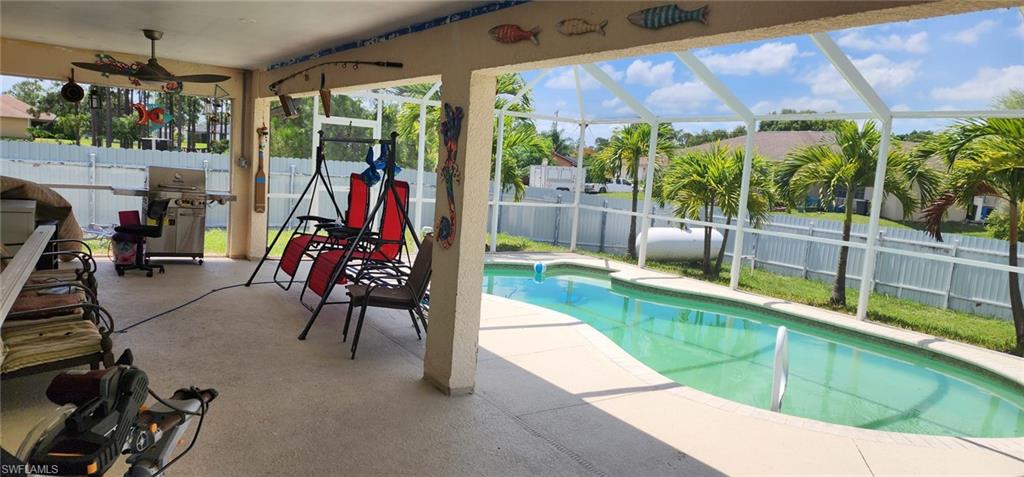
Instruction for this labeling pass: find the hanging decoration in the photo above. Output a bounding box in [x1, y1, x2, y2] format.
[436, 103, 464, 249]
[359, 142, 399, 187]
[319, 72, 332, 118]
[557, 18, 607, 36]
[60, 69, 85, 103]
[133, 103, 168, 128]
[88, 87, 102, 110]
[627, 4, 708, 30]
[488, 24, 540, 45]
[266, 59, 402, 95]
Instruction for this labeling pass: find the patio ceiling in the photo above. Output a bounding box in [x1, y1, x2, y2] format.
[0, 1, 484, 69]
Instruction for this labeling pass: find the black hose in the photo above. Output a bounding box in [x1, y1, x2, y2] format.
[117, 281, 275, 333]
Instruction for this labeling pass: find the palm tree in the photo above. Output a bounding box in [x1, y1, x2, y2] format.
[592, 123, 677, 257]
[777, 121, 939, 308]
[662, 143, 774, 276]
[493, 120, 550, 201]
[918, 116, 1024, 355]
[544, 121, 576, 157]
[393, 73, 534, 172]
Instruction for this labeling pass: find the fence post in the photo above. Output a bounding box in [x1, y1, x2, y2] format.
[553, 195, 562, 246]
[943, 238, 960, 309]
[289, 164, 297, 223]
[88, 152, 96, 226]
[873, 230, 884, 293]
[599, 199, 608, 253]
[802, 221, 815, 279]
[750, 231, 759, 271]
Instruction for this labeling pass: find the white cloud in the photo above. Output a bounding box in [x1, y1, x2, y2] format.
[947, 19, 997, 45]
[931, 65, 1024, 102]
[750, 96, 842, 115]
[1015, 21, 1024, 39]
[544, 64, 623, 90]
[697, 42, 800, 76]
[600, 97, 633, 115]
[643, 81, 715, 114]
[836, 30, 929, 54]
[802, 54, 919, 97]
[625, 60, 675, 87]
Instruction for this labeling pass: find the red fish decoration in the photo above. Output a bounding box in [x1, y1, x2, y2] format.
[133, 103, 166, 126]
[489, 24, 540, 45]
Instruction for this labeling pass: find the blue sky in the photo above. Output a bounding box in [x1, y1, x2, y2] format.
[3, 7, 1021, 145]
[523, 6, 1024, 144]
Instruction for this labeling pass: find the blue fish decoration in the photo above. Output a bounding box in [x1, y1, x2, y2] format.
[628, 4, 708, 30]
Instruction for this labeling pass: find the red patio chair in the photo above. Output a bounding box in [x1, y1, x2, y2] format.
[273, 173, 370, 290]
[296, 179, 411, 340]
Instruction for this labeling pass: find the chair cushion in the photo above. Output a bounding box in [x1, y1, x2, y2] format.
[280, 234, 333, 277]
[11, 293, 85, 318]
[1, 320, 102, 373]
[346, 284, 415, 308]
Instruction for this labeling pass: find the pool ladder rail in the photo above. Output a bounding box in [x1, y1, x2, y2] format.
[770, 326, 789, 412]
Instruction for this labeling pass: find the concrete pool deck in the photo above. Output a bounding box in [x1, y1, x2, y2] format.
[1, 256, 1022, 475]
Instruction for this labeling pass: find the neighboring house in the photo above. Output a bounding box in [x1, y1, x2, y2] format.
[0, 95, 54, 139]
[546, 150, 578, 167]
[674, 131, 976, 223]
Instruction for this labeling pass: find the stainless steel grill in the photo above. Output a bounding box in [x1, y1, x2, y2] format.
[141, 166, 232, 262]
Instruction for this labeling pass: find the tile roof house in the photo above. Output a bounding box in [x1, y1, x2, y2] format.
[0, 95, 55, 139]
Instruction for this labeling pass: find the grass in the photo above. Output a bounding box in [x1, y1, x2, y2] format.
[489, 234, 1018, 354]
[33, 138, 212, 150]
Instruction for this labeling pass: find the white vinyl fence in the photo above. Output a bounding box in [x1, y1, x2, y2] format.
[1, 140, 1018, 321]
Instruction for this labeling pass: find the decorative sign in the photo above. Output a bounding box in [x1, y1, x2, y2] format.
[488, 24, 540, 45]
[557, 18, 607, 36]
[436, 103, 464, 249]
[627, 4, 708, 30]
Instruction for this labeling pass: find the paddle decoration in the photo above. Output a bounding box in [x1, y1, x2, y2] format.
[436, 103, 464, 249]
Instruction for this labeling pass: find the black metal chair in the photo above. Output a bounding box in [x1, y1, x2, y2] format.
[113, 198, 170, 277]
[343, 235, 433, 359]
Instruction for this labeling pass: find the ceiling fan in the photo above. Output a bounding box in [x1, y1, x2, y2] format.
[72, 29, 230, 88]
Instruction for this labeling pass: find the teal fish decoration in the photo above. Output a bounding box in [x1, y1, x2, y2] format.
[628, 4, 708, 30]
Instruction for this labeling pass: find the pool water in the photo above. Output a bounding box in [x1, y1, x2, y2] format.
[483, 267, 1024, 437]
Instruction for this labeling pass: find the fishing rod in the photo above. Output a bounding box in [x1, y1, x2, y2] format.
[268, 59, 403, 94]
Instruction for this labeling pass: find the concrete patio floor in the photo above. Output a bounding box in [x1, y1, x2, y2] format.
[2, 255, 1023, 476]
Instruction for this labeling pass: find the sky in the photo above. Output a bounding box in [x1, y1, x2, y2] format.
[3, 7, 1022, 146]
[521, 6, 1024, 144]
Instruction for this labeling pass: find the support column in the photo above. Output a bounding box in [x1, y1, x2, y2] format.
[414, 100, 427, 231]
[245, 97, 272, 259]
[569, 121, 585, 251]
[636, 123, 659, 267]
[729, 120, 756, 289]
[856, 116, 892, 320]
[490, 112, 505, 253]
[423, 70, 497, 395]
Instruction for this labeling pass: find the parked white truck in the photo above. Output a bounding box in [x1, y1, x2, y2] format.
[584, 178, 633, 194]
[529, 165, 582, 191]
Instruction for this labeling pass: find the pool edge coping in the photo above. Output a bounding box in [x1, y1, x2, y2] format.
[484, 253, 1024, 453]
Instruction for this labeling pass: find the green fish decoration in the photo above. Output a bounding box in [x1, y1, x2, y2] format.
[628, 4, 708, 30]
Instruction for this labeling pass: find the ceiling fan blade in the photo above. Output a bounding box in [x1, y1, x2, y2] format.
[172, 74, 232, 83]
[72, 62, 134, 76]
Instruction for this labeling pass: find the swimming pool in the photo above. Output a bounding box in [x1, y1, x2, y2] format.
[482, 265, 1024, 438]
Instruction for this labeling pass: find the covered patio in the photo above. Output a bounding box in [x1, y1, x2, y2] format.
[2, 1, 1023, 475]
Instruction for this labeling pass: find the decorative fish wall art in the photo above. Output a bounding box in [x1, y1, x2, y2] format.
[628, 4, 708, 30]
[489, 24, 540, 45]
[557, 18, 608, 36]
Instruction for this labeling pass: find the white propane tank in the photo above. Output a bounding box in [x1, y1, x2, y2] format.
[637, 226, 723, 261]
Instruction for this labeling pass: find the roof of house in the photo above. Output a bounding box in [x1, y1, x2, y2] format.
[674, 130, 919, 163]
[677, 131, 833, 161]
[552, 150, 577, 167]
[0, 95, 55, 122]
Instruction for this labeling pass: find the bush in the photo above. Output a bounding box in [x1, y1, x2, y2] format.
[208, 139, 230, 154]
[983, 209, 1022, 240]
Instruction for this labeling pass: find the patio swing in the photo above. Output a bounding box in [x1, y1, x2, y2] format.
[294, 131, 422, 341]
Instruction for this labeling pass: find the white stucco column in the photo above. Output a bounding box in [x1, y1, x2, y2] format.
[423, 70, 497, 395]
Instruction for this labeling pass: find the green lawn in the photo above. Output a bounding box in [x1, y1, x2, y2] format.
[490, 234, 1018, 354]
